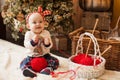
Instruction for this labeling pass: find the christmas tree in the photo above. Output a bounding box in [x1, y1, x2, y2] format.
[1, 0, 74, 40]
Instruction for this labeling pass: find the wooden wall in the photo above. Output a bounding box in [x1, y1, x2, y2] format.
[73, 0, 112, 30]
[72, 0, 112, 31]
[72, 0, 83, 29]
[111, 0, 120, 29]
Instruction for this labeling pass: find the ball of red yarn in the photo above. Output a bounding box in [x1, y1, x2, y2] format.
[72, 54, 87, 63]
[72, 54, 93, 66]
[79, 56, 93, 65]
[95, 59, 101, 65]
[30, 57, 48, 72]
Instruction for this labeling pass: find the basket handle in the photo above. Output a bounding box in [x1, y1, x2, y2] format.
[75, 32, 101, 65]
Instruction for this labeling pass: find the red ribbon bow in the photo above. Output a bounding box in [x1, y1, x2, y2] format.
[26, 6, 51, 24]
[38, 6, 51, 17]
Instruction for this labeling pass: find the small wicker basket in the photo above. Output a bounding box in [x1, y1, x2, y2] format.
[69, 32, 106, 79]
[69, 27, 120, 71]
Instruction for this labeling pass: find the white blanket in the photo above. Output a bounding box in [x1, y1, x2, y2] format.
[0, 39, 120, 80]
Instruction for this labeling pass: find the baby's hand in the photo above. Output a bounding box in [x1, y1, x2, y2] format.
[32, 35, 39, 43]
[43, 37, 50, 45]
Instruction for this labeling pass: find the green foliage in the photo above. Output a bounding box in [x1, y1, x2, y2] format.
[2, 0, 73, 40]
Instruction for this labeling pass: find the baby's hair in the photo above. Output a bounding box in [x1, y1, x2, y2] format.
[26, 6, 51, 24]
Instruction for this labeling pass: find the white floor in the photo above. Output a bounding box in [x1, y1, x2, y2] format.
[0, 39, 120, 80]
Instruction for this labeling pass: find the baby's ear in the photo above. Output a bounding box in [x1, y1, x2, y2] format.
[26, 23, 30, 29]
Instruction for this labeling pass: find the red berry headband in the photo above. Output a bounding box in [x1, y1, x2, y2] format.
[26, 6, 51, 24]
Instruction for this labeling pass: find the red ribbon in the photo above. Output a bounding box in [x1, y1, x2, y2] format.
[50, 66, 81, 80]
[50, 70, 76, 80]
[26, 6, 51, 24]
[38, 6, 51, 17]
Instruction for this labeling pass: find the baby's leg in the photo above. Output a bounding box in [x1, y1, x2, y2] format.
[44, 54, 59, 70]
[20, 56, 37, 78]
[20, 56, 31, 70]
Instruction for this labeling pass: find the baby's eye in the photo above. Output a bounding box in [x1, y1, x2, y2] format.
[33, 21, 36, 24]
[39, 21, 42, 23]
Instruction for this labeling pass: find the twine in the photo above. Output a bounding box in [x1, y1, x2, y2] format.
[51, 69, 76, 80]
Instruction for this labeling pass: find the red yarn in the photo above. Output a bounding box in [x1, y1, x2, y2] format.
[72, 53, 102, 66]
[30, 57, 48, 72]
[79, 56, 93, 65]
[95, 58, 101, 65]
[72, 54, 93, 66]
[72, 54, 87, 63]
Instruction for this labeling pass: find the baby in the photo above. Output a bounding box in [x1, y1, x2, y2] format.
[20, 6, 59, 78]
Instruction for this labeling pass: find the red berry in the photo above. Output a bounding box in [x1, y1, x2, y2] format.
[19, 27, 23, 32]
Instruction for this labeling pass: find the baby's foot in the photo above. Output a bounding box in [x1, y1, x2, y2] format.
[40, 67, 53, 75]
[23, 68, 37, 78]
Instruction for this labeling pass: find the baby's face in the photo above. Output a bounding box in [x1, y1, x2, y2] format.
[28, 13, 45, 34]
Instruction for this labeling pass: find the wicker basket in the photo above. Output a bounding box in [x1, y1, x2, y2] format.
[69, 32, 106, 79]
[69, 27, 120, 71]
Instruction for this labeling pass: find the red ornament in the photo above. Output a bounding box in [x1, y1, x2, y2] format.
[19, 27, 23, 32]
[30, 57, 48, 72]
